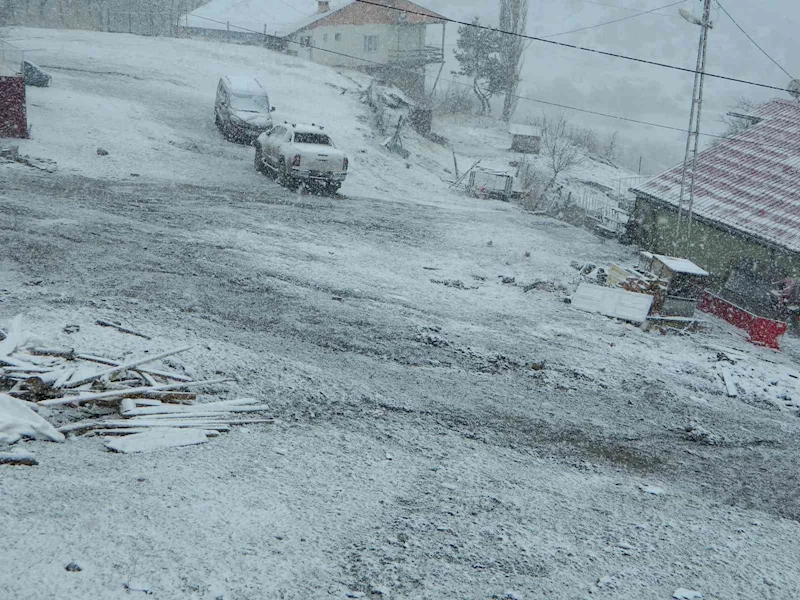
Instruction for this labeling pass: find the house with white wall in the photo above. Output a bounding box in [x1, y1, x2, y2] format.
[183, 0, 446, 98]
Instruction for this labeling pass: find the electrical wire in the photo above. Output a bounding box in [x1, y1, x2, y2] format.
[542, 0, 687, 38]
[352, 0, 791, 94]
[186, 13, 798, 154]
[715, 0, 795, 81]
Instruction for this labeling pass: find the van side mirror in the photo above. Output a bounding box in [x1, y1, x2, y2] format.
[271, 106, 276, 112]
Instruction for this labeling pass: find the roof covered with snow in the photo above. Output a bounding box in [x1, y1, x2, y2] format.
[184, 0, 444, 38]
[509, 123, 538, 137]
[185, 0, 350, 37]
[652, 254, 710, 276]
[633, 98, 800, 253]
[224, 76, 267, 95]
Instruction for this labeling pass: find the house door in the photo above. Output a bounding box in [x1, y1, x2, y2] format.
[297, 35, 313, 61]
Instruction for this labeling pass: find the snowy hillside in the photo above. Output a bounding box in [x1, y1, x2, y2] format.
[3, 28, 800, 600]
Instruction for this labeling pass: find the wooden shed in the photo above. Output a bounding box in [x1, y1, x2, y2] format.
[509, 123, 540, 154]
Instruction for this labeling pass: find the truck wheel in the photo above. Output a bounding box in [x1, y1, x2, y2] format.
[254, 145, 267, 174]
[325, 182, 341, 196]
[279, 159, 299, 191]
[214, 112, 221, 128]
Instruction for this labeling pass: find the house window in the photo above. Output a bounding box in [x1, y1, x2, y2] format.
[300, 35, 312, 47]
[364, 35, 378, 53]
[335, 33, 341, 41]
[323, 33, 328, 42]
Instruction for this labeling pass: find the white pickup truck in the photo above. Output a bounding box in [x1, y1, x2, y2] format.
[254, 123, 348, 194]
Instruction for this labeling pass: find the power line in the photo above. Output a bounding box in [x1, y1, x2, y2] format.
[542, 0, 688, 38]
[715, 0, 795, 81]
[353, 0, 791, 94]
[185, 13, 797, 154]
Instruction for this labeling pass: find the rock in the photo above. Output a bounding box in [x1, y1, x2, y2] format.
[673, 589, 703, 600]
[487, 240, 493, 246]
[63, 324, 80, 334]
[685, 422, 723, 446]
[524, 251, 531, 257]
[371, 587, 389, 596]
[65, 562, 82, 572]
[504, 591, 523, 600]
[96, 148, 109, 156]
[597, 575, 613, 588]
[501, 276, 515, 284]
[639, 484, 665, 495]
[274, 447, 288, 456]
[345, 592, 365, 599]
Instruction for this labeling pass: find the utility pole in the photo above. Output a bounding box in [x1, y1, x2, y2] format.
[675, 0, 713, 254]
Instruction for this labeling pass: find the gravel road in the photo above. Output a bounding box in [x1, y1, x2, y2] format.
[2, 165, 800, 600]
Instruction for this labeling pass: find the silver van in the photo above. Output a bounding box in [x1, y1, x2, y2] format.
[214, 76, 275, 144]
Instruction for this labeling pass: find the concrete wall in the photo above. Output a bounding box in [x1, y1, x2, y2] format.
[629, 196, 800, 287]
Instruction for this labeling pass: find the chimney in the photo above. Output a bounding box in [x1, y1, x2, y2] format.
[317, 1, 330, 13]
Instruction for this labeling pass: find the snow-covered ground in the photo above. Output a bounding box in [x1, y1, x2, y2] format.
[3, 28, 800, 600]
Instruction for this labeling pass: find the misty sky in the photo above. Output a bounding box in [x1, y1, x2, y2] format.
[424, 0, 798, 173]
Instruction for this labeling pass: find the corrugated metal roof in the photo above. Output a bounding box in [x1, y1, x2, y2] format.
[633, 98, 800, 253]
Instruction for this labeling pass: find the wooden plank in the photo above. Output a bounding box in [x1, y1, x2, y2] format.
[96, 319, 151, 340]
[720, 367, 738, 397]
[39, 378, 228, 407]
[59, 417, 271, 433]
[73, 353, 192, 382]
[91, 428, 223, 437]
[123, 406, 272, 418]
[0, 451, 38, 466]
[64, 346, 192, 389]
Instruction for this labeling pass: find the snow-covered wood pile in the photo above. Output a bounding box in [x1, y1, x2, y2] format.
[0, 315, 273, 458]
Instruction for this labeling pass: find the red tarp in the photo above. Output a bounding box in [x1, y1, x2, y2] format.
[0, 76, 28, 139]
[698, 291, 788, 350]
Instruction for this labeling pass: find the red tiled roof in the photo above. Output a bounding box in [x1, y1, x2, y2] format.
[633, 98, 800, 253]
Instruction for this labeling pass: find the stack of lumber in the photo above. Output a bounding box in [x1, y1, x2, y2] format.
[0, 315, 272, 455]
[606, 264, 668, 314]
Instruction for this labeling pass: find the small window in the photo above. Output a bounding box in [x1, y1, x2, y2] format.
[335, 33, 341, 41]
[323, 33, 328, 42]
[363, 35, 378, 53]
[300, 35, 312, 47]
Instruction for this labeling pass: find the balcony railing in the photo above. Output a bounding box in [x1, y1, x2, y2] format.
[388, 46, 444, 65]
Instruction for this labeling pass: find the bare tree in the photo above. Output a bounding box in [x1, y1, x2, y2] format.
[603, 131, 619, 161]
[716, 97, 760, 142]
[498, 0, 528, 122]
[540, 113, 584, 192]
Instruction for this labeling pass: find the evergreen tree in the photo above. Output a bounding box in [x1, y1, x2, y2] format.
[453, 18, 504, 115]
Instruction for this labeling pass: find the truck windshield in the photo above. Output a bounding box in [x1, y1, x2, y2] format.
[294, 133, 331, 145]
[231, 93, 270, 113]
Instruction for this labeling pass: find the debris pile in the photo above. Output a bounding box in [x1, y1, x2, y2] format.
[0, 145, 58, 172]
[0, 315, 272, 459]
